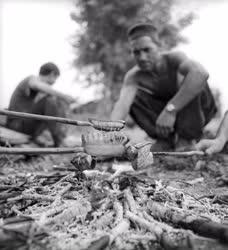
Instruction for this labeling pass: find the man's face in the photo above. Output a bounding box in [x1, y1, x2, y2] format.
[43, 73, 59, 85]
[130, 36, 160, 72]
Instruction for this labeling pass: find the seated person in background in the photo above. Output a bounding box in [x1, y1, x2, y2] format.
[196, 111, 228, 154]
[111, 23, 217, 151]
[6, 62, 75, 146]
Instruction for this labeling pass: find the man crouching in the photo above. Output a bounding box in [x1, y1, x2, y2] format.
[6, 62, 76, 146]
[111, 23, 217, 151]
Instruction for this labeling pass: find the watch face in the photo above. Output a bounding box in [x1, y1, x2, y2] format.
[167, 104, 175, 112]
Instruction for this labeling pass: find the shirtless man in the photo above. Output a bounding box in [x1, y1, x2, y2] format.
[111, 23, 217, 151]
[7, 62, 75, 146]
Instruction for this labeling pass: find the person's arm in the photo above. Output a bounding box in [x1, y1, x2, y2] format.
[28, 76, 75, 103]
[155, 52, 209, 138]
[196, 111, 228, 154]
[111, 71, 137, 121]
[215, 111, 228, 142]
[166, 52, 209, 112]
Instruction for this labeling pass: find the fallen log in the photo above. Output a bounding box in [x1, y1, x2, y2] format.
[85, 235, 110, 250]
[147, 201, 228, 243]
[0, 217, 47, 249]
[126, 210, 228, 250]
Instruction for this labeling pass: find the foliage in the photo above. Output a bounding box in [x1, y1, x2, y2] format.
[71, 0, 194, 112]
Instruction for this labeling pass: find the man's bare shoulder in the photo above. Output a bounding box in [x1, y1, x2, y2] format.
[164, 51, 207, 74]
[16, 75, 33, 88]
[162, 51, 188, 64]
[28, 75, 38, 82]
[124, 66, 140, 84]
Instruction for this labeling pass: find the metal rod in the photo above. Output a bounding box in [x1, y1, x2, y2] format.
[0, 147, 84, 155]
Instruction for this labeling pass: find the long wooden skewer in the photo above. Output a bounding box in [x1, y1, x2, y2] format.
[0, 109, 91, 126]
[0, 147, 84, 155]
[0, 146, 204, 157]
[134, 142, 205, 157]
[0, 109, 125, 131]
[152, 151, 205, 157]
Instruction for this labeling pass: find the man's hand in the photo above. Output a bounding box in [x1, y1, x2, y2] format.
[195, 138, 226, 155]
[156, 109, 176, 138]
[64, 95, 77, 104]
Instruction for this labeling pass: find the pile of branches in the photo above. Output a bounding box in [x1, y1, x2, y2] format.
[1, 159, 228, 250]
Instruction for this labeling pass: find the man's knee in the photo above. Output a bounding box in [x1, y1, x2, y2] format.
[175, 97, 206, 139]
[44, 96, 66, 117]
[45, 96, 58, 106]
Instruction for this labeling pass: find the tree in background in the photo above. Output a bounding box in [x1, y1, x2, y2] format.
[71, 0, 194, 115]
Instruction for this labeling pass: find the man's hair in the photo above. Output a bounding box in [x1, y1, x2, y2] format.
[127, 23, 159, 44]
[39, 62, 60, 76]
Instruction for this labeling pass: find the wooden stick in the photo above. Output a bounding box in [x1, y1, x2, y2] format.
[134, 142, 204, 157]
[0, 109, 125, 131]
[124, 188, 138, 214]
[126, 210, 227, 250]
[147, 201, 228, 243]
[125, 210, 163, 239]
[8, 194, 55, 202]
[153, 150, 205, 157]
[0, 109, 91, 126]
[85, 236, 110, 250]
[0, 146, 84, 155]
[113, 200, 124, 226]
[110, 219, 130, 244]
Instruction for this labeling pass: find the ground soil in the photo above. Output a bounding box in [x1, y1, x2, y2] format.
[0, 118, 228, 250]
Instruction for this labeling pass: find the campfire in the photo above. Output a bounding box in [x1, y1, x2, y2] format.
[0, 130, 228, 250]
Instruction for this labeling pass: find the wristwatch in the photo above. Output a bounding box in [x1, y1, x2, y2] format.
[166, 103, 176, 113]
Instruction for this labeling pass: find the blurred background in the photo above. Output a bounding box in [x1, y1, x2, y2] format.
[0, 0, 227, 120]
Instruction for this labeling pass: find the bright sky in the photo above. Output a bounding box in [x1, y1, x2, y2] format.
[176, 0, 228, 114]
[0, 0, 102, 108]
[1, 0, 228, 114]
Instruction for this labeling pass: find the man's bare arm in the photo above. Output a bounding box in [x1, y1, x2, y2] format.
[166, 52, 209, 112]
[28, 76, 75, 103]
[215, 111, 228, 143]
[195, 112, 228, 154]
[111, 72, 137, 121]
